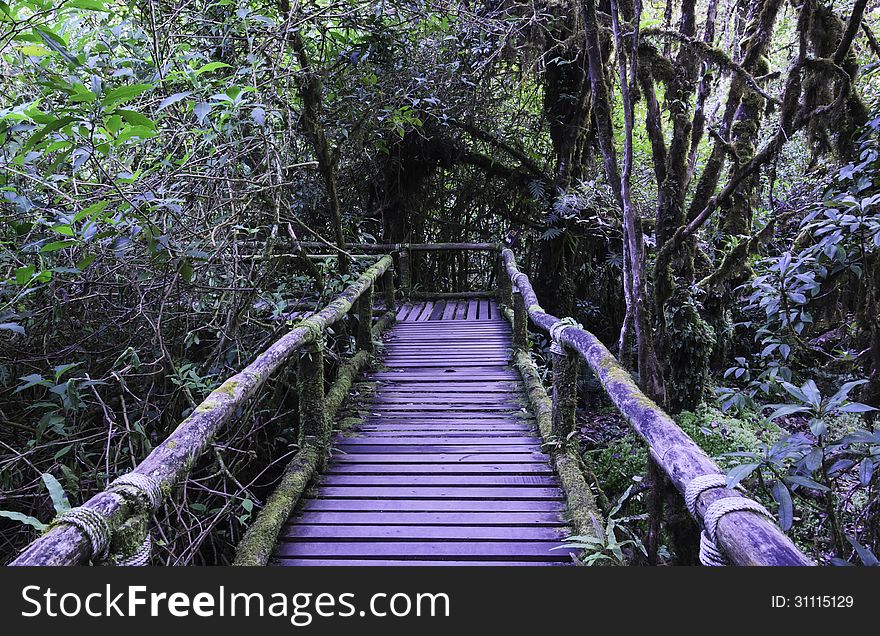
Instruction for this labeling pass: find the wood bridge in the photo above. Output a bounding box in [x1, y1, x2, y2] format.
[11, 244, 812, 567]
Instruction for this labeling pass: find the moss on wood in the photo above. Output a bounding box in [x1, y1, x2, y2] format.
[233, 445, 321, 566]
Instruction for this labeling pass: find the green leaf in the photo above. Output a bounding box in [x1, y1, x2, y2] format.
[19, 44, 50, 56]
[115, 125, 157, 143]
[35, 27, 80, 67]
[106, 114, 123, 134]
[14, 265, 35, 284]
[54, 444, 73, 461]
[101, 83, 153, 110]
[70, 88, 97, 103]
[178, 259, 194, 282]
[117, 109, 155, 130]
[65, 0, 108, 10]
[42, 473, 71, 514]
[51, 224, 75, 237]
[24, 116, 75, 150]
[40, 239, 77, 253]
[193, 61, 231, 75]
[73, 200, 109, 223]
[0, 510, 47, 531]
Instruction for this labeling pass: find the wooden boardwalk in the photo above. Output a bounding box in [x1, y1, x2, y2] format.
[273, 300, 573, 565]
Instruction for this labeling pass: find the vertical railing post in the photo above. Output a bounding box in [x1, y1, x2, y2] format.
[550, 341, 579, 440]
[512, 288, 527, 349]
[357, 284, 374, 354]
[399, 249, 411, 297]
[382, 267, 395, 312]
[297, 337, 328, 448]
[498, 253, 512, 307]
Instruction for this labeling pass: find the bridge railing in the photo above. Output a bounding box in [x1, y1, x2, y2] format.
[497, 248, 812, 566]
[11, 256, 396, 566]
[292, 241, 499, 298]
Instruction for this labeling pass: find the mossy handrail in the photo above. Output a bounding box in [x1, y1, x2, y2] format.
[11, 255, 394, 566]
[498, 248, 812, 566]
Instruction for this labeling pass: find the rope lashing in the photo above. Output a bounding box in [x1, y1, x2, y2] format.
[684, 474, 774, 566]
[54, 507, 112, 561]
[548, 320, 570, 356]
[511, 271, 528, 289]
[109, 473, 164, 511]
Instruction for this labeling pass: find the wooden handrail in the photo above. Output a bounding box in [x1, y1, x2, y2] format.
[290, 241, 499, 252]
[11, 256, 394, 566]
[499, 248, 811, 566]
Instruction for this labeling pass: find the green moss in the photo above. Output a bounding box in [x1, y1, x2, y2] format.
[233, 445, 321, 566]
[675, 405, 782, 461]
[107, 514, 149, 564]
[587, 432, 648, 497]
[218, 380, 238, 396]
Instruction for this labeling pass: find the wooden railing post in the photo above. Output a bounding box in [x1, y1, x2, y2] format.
[550, 341, 579, 440]
[398, 249, 411, 297]
[357, 283, 374, 354]
[297, 338, 328, 447]
[382, 267, 395, 312]
[512, 288, 527, 349]
[498, 253, 512, 307]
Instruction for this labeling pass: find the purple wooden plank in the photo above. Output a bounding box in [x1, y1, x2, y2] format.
[395, 303, 412, 320]
[315, 486, 563, 499]
[356, 412, 533, 419]
[287, 511, 565, 525]
[320, 474, 558, 486]
[365, 383, 524, 390]
[442, 301, 457, 320]
[275, 559, 563, 566]
[366, 398, 520, 406]
[359, 405, 521, 412]
[368, 393, 522, 399]
[280, 525, 566, 541]
[428, 301, 446, 321]
[330, 452, 547, 462]
[405, 303, 424, 321]
[325, 464, 553, 475]
[274, 541, 571, 560]
[418, 302, 434, 321]
[299, 499, 565, 512]
[333, 446, 543, 456]
[349, 431, 536, 437]
[356, 411, 533, 419]
[467, 299, 478, 320]
[336, 437, 542, 445]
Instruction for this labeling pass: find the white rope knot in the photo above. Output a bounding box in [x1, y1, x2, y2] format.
[703, 497, 772, 545]
[684, 474, 728, 518]
[55, 507, 112, 561]
[685, 474, 772, 566]
[511, 271, 528, 288]
[109, 473, 164, 511]
[548, 320, 572, 354]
